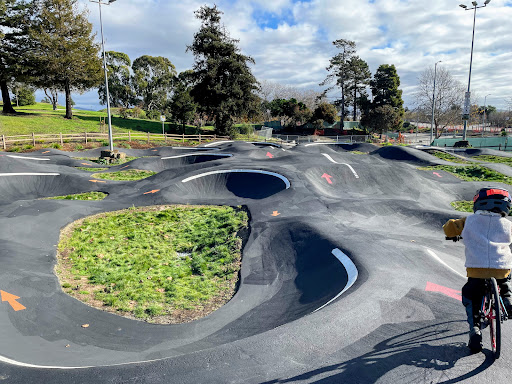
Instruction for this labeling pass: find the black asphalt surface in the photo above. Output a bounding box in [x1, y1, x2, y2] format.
[1, 142, 512, 383]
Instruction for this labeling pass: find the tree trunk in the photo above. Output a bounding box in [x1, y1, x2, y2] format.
[1, 80, 16, 114]
[353, 87, 357, 121]
[64, 79, 72, 119]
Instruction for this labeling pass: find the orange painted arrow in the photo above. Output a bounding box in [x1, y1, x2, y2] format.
[266, 152, 274, 158]
[89, 179, 106, 183]
[433, 172, 442, 178]
[81, 163, 92, 166]
[271, 211, 280, 216]
[1, 290, 26, 311]
[321, 173, 333, 184]
[143, 189, 160, 195]
[42, 151, 50, 154]
[120, 165, 130, 170]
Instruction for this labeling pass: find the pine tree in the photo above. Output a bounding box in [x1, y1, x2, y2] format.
[187, 5, 259, 136]
[30, 0, 102, 119]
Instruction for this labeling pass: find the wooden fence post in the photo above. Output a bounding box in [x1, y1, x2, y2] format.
[60, 133, 63, 146]
[182, 133, 185, 144]
[164, 133, 167, 144]
[128, 131, 131, 141]
[85, 132, 88, 144]
[2, 135, 5, 150]
[199, 134, 201, 144]
[147, 131, 150, 144]
[32, 133, 36, 146]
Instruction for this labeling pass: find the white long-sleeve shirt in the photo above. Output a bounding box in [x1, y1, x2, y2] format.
[462, 210, 512, 270]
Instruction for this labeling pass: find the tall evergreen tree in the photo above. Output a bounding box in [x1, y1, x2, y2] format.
[30, 0, 102, 119]
[346, 56, 371, 121]
[187, 5, 259, 136]
[0, 0, 34, 114]
[170, 71, 197, 134]
[98, 51, 134, 108]
[320, 39, 356, 122]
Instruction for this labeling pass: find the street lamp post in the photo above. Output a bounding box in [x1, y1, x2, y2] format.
[482, 93, 491, 136]
[90, 0, 116, 153]
[460, 0, 491, 141]
[430, 60, 441, 145]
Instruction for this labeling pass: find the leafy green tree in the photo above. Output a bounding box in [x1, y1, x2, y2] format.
[132, 55, 176, 112]
[360, 104, 401, 135]
[320, 39, 356, 122]
[346, 56, 371, 121]
[12, 84, 35, 106]
[0, 0, 34, 114]
[370, 64, 404, 129]
[98, 51, 134, 108]
[312, 103, 338, 124]
[187, 5, 259, 136]
[170, 72, 197, 134]
[29, 0, 103, 119]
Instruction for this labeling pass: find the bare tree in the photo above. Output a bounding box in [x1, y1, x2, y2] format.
[258, 79, 324, 111]
[415, 67, 465, 138]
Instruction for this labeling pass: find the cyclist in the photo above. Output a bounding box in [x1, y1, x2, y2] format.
[443, 187, 512, 353]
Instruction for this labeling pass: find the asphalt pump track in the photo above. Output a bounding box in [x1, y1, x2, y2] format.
[1, 142, 511, 383]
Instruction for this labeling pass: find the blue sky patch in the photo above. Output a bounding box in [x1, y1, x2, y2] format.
[252, 8, 296, 29]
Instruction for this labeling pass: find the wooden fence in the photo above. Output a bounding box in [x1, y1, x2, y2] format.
[1, 131, 229, 150]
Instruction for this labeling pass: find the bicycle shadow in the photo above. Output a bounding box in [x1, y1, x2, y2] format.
[263, 321, 496, 384]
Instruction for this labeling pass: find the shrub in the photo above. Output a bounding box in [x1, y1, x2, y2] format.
[119, 107, 129, 119]
[52, 143, 62, 149]
[7, 146, 21, 152]
[147, 110, 161, 121]
[23, 144, 34, 150]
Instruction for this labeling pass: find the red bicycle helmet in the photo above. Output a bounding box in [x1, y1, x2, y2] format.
[473, 187, 512, 214]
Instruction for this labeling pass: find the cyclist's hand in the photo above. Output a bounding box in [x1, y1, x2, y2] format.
[445, 236, 462, 242]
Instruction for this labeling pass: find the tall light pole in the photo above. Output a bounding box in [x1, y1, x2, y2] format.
[90, 0, 116, 153]
[430, 60, 441, 145]
[482, 93, 491, 136]
[460, 0, 491, 140]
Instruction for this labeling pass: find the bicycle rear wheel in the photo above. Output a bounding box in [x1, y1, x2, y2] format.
[489, 277, 501, 359]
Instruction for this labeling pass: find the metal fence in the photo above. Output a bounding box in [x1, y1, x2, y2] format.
[270, 134, 370, 145]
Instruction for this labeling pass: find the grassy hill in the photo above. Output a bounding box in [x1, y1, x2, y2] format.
[0, 102, 214, 136]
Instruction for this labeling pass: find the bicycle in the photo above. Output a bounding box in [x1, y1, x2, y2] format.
[445, 236, 509, 358]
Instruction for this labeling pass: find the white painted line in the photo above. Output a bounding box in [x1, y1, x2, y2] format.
[161, 153, 233, 160]
[181, 169, 291, 189]
[424, 248, 466, 279]
[321, 154, 360, 179]
[170, 147, 219, 151]
[6, 155, 50, 161]
[314, 248, 358, 312]
[203, 141, 233, 147]
[0, 173, 60, 177]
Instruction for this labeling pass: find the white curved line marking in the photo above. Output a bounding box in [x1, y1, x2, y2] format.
[424, 248, 466, 278]
[321, 154, 360, 179]
[6, 155, 50, 161]
[203, 141, 233, 147]
[314, 248, 358, 312]
[181, 169, 291, 189]
[161, 153, 233, 160]
[0, 173, 60, 177]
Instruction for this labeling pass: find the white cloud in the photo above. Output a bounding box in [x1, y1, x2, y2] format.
[68, 0, 512, 111]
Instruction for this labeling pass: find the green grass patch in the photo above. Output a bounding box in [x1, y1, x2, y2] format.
[75, 167, 109, 171]
[430, 150, 469, 163]
[45, 192, 108, 201]
[451, 200, 473, 212]
[56, 205, 248, 323]
[421, 165, 512, 184]
[73, 156, 139, 166]
[474, 155, 512, 166]
[91, 169, 156, 181]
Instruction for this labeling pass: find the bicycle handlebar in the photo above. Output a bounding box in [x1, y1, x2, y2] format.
[445, 236, 462, 242]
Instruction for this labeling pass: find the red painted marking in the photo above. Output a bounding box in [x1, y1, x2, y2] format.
[42, 151, 50, 154]
[1, 290, 26, 311]
[266, 152, 274, 158]
[433, 172, 442, 178]
[143, 189, 160, 195]
[120, 165, 130, 170]
[89, 180, 106, 183]
[321, 173, 333, 184]
[271, 211, 280, 216]
[81, 163, 92, 166]
[425, 281, 462, 301]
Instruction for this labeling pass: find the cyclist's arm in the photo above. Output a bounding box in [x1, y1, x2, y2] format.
[443, 217, 466, 238]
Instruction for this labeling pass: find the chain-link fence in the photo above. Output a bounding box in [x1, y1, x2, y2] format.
[255, 127, 273, 141]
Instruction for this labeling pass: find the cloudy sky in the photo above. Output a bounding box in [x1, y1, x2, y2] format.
[63, 0, 512, 112]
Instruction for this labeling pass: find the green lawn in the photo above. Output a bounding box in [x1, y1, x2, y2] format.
[0, 102, 214, 136]
[45, 192, 108, 200]
[56, 205, 248, 323]
[91, 169, 157, 181]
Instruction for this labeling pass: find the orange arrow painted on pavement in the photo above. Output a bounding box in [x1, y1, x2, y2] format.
[143, 189, 160, 195]
[81, 163, 92, 166]
[1, 290, 26, 311]
[120, 165, 130, 170]
[89, 179, 106, 183]
[433, 172, 442, 178]
[42, 151, 50, 154]
[425, 282, 462, 301]
[266, 152, 274, 158]
[321, 173, 333, 184]
[271, 211, 280, 216]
